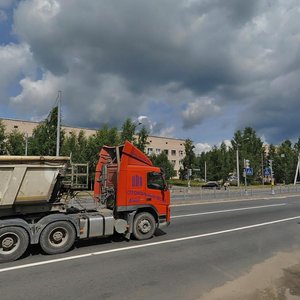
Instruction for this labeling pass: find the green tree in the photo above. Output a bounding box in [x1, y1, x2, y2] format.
[61, 130, 88, 163]
[216, 142, 231, 182]
[231, 127, 263, 184]
[0, 119, 6, 154]
[194, 141, 233, 182]
[273, 140, 296, 184]
[61, 131, 77, 158]
[29, 107, 65, 156]
[120, 118, 136, 144]
[294, 137, 300, 154]
[195, 152, 206, 180]
[6, 129, 26, 155]
[85, 124, 120, 179]
[136, 125, 149, 153]
[180, 139, 196, 180]
[150, 152, 176, 180]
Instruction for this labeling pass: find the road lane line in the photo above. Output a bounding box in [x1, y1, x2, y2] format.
[1, 213, 300, 273]
[171, 196, 289, 207]
[171, 203, 287, 219]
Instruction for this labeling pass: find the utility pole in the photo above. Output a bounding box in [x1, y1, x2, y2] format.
[261, 152, 264, 185]
[269, 159, 275, 195]
[236, 148, 240, 187]
[232, 138, 241, 187]
[232, 137, 249, 187]
[294, 154, 300, 185]
[25, 133, 28, 156]
[56, 91, 62, 157]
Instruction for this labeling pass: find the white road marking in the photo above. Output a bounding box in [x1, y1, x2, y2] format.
[1, 213, 299, 273]
[171, 203, 287, 219]
[171, 196, 288, 207]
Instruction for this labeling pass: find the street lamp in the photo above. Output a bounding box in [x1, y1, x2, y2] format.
[236, 145, 240, 187]
[232, 138, 249, 187]
[232, 139, 241, 187]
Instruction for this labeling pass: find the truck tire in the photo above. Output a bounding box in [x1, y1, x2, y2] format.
[40, 221, 76, 255]
[0, 226, 29, 263]
[133, 212, 156, 240]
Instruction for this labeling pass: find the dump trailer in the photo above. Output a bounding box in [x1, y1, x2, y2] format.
[0, 141, 170, 262]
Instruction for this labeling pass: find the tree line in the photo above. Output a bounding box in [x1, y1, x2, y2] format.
[180, 127, 300, 185]
[0, 107, 175, 180]
[2, 110, 300, 184]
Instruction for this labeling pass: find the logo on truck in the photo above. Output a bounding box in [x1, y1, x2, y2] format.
[132, 175, 142, 187]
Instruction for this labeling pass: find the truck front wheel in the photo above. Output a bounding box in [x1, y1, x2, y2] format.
[133, 212, 156, 240]
[40, 221, 76, 255]
[0, 227, 29, 263]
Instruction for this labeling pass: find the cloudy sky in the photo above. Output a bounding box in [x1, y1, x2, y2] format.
[1, 0, 300, 153]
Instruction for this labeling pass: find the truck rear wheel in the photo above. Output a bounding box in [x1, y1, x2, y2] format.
[133, 212, 156, 240]
[0, 227, 29, 263]
[40, 221, 76, 255]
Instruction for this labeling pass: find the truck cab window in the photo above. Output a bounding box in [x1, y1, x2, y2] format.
[147, 172, 164, 190]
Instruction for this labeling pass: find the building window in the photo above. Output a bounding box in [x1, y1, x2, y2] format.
[147, 148, 153, 155]
[179, 150, 184, 156]
[156, 148, 161, 154]
[171, 150, 176, 156]
[171, 160, 176, 165]
[166, 142, 168, 144]
[14, 125, 18, 129]
[164, 149, 169, 155]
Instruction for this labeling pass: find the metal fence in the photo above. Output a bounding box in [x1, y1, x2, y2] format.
[170, 185, 300, 202]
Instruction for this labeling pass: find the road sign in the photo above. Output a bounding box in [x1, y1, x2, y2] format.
[264, 167, 271, 176]
[245, 167, 253, 176]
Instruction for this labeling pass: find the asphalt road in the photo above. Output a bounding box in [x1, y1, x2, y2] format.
[1, 195, 300, 300]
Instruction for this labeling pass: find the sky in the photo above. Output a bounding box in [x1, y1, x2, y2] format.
[1, 0, 300, 154]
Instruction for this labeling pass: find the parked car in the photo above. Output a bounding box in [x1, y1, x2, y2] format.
[201, 181, 221, 189]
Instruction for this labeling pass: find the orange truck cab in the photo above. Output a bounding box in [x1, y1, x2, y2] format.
[94, 141, 170, 240]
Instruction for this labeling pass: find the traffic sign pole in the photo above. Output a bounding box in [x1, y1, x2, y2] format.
[269, 160, 275, 195]
[244, 159, 248, 196]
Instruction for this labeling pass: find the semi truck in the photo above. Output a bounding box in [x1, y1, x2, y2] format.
[0, 141, 170, 262]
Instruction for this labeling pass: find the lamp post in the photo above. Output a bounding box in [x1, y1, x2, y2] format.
[232, 137, 249, 187]
[232, 139, 240, 187]
[56, 91, 62, 157]
[236, 146, 240, 187]
[25, 133, 28, 156]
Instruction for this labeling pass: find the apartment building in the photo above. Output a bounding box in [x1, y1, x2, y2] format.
[1, 118, 185, 177]
[145, 135, 185, 177]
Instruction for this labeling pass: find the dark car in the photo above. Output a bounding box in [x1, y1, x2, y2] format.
[201, 181, 221, 189]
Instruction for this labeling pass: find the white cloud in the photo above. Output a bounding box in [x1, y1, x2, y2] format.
[9, 71, 62, 115]
[182, 97, 221, 129]
[0, 0, 299, 143]
[194, 143, 212, 155]
[0, 43, 35, 99]
[157, 126, 175, 138]
[0, 0, 15, 9]
[0, 9, 7, 22]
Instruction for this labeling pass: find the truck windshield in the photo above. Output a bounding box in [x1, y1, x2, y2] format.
[147, 172, 165, 190]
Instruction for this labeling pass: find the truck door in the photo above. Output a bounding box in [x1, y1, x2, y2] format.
[145, 171, 168, 214]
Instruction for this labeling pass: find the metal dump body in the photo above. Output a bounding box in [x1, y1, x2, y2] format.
[0, 156, 70, 208]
